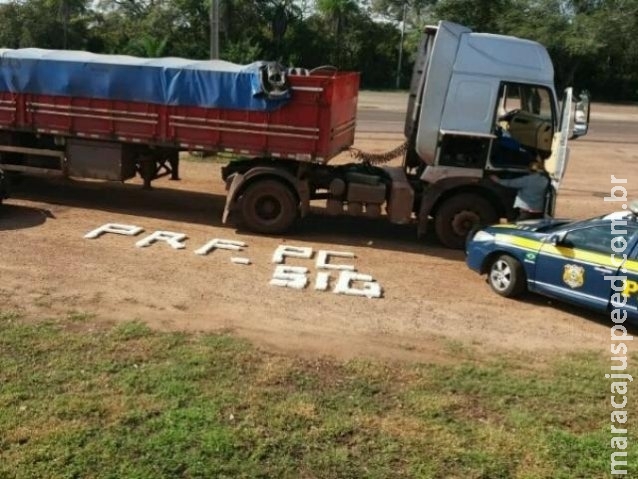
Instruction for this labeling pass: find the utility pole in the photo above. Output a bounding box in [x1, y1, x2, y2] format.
[59, 0, 69, 49]
[210, 0, 220, 59]
[395, 2, 407, 89]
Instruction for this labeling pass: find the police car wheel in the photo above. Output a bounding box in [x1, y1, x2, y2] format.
[488, 254, 526, 298]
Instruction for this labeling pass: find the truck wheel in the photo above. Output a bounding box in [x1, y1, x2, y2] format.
[434, 194, 498, 249]
[239, 179, 298, 234]
[488, 254, 526, 297]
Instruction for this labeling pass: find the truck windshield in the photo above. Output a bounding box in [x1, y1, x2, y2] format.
[495, 82, 555, 158]
[499, 83, 553, 121]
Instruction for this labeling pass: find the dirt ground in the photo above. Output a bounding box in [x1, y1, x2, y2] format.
[1, 93, 637, 362]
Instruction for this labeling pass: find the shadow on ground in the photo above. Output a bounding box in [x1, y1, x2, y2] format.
[519, 290, 638, 333]
[0, 203, 54, 231]
[9, 175, 465, 261]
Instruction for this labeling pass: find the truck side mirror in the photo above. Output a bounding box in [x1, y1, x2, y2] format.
[571, 91, 590, 139]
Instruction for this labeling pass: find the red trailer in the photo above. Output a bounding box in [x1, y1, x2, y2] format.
[0, 66, 359, 187]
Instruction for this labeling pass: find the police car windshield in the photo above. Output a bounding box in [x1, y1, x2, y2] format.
[544, 211, 634, 232]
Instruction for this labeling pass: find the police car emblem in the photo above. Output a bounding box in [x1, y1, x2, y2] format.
[563, 264, 585, 289]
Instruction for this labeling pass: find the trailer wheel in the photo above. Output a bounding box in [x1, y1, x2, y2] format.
[434, 194, 498, 249]
[239, 179, 298, 234]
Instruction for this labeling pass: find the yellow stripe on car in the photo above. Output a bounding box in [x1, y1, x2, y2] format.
[623, 260, 638, 274]
[495, 234, 542, 251]
[493, 233, 638, 272]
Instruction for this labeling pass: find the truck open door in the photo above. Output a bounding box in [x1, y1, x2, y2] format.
[544, 87, 592, 216]
[545, 87, 573, 191]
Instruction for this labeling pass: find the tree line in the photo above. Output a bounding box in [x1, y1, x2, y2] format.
[0, 0, 635, 101]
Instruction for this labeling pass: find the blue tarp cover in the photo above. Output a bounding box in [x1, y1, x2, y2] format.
[0, 49, 290, 111]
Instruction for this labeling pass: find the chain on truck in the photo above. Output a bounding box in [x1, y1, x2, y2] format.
[0, 21, 590, 248]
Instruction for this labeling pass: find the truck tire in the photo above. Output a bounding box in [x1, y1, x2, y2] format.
[434, 194, 498, 249]
[239, 179, 298, 234]
[488, 254, 526, 297]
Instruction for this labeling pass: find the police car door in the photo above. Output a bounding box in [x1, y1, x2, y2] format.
[534, 224, 628, 311]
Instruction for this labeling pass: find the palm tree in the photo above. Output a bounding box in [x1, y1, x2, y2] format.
[127, 35, 169, 58]
[316, 0, 359, 40]
[267, 0, 302, 51]
[316, 0, 359, 65]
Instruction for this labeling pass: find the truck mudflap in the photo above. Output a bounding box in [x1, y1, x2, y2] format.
[0, 168, 7, 203]
[222, 166, 310, 225]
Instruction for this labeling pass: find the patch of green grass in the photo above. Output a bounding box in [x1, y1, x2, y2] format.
[109, 319, 154, 340]
[441, 337, 475, 358]
[66, 310, 96, 322]
[0, 310, 21, 321]
[0, 313, 636, 478]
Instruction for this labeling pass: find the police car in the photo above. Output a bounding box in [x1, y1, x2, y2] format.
[466, 210, 638, 319]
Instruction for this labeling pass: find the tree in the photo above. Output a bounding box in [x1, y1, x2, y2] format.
[432, 0, 513, 32]
[371, 0, 435, 24]
[0, 0, 635, 98]
[315, 0, 360, 66]
[0, 0, 90, 50]
[316, 0, 359, 39]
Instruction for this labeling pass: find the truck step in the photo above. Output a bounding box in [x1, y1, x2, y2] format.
[382, 166, 414, 225]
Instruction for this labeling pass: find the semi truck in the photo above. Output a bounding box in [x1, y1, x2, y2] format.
[0, 21, 589, 248]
